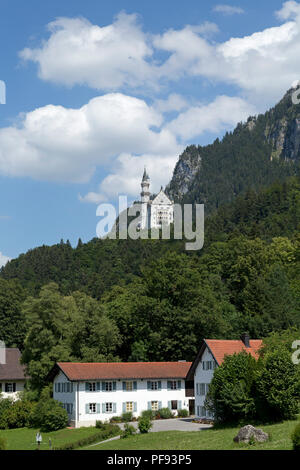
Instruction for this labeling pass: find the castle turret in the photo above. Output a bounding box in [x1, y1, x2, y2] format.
[140, 167, 150, 229]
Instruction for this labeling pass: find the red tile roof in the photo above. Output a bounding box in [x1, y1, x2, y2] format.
[0, 348, 28, 381]
[56, 361, 192, 381]
[205, 339, 263, 365]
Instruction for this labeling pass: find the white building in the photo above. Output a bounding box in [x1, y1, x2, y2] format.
[186, 334, 262, 420]
[49, 361, 193, 427]
[140, 168, 174, 230]
[0, 348, 28, 400]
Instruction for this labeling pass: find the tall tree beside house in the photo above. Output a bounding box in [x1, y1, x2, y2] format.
[0, 279, 27, 348]
[21, 283, 120, 390]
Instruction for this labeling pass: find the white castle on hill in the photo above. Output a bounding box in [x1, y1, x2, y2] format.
[140, 168, 174, 230]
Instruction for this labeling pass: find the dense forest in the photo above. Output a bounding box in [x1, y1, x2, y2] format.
[1, 175, 300, 390]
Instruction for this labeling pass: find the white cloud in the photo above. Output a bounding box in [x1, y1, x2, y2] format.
[153, 94, 189, 113]
[0, 93, 180, 183]
[167, 95, 256, 140]
[276, 0, 300, 19]
[20, 12, 154, 91]
[0, 252, 10, 268]
[213, 4, 245, 15]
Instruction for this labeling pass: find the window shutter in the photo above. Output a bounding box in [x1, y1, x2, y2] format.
[167, 381, 171, 391]
[113, 403, 117, 413]
[102, 403, 106, 413]
[147, 381, 151, 391]
[102, 382, 105, 392]
[97, 382, 101, 391]
[55, 383, 57, 393]
[122, 382, 126, 391]
[177, 380, 181, 390]
[122, 402, 126, 413]
[158, 381, 161, 391]
[168, 401, 171, 410]
[147, 401, 151, 410]
[70, 383, 73, 393]
[133, 381, 137, 391]
[134, 402, 137, 412]
[85, 404, 89, 414]
[178, 401, 182, 410]
[96, 403, 100, 413]
[158, 401, 162, 409]
[13, 383, 16, 392]
[113, 382, 116, 391]
[85, 382, 89, 392]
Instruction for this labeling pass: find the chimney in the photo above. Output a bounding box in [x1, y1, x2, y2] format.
[241, 332, 250, 348]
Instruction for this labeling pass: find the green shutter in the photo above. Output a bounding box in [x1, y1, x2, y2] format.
[158, 381, 161, 391]
[167, 381, 171, 391]
[177, 380, 181, 390]
[147, 381, 151, 391]
[147, 401, 151, 410]
[102, 403, 106, 413]
[113, 382, 116, 391]
[122, 402, 126, 413]
[85, 382, 89, 392]
[134, 402, 137, 412]
[102, 382, 105, 392]
[178, 401, 182, 410]
[122, 382, 126, 391]
[168, 401, 171, 409]
[96, 403, 100, 413]
[113, 403, 117, 413]
[97, 382, 101, 391]
[85, 404, 89, 414]
[158, 401, 162, 409]
[133, 381, 137, 391]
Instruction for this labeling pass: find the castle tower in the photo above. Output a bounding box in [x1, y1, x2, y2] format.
[140, 167, 150, 229]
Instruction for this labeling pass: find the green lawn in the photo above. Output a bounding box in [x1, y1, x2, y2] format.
[0, 426, 105, 450]
[86, 419, 298, 451]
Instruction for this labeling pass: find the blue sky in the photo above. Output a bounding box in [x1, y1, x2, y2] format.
[1, 0, 300, 263]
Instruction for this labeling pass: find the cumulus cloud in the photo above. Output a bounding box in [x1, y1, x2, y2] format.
[167, 95, 256, 140]
[0, 93, 180, 183]
[276, 0, 300, 19]
[0, 252, 10, 267]
[213, 4, 245, 15]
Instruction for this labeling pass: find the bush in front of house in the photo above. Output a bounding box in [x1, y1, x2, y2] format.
[291, 422, 300, 450]
[121, 423, 136, 439]
[138, 416, 152, 434]
[0, 437, 7, 450]
[96, 420, 106, 429]
[156, 408, 174, 419]
[0, 397, 34, 429]
[121, 411, 133, 422]
[109, 416, 122, 423]
[177, 409, 189, 418]
[54, 424, 120, 450]
[28, 397, 68, 432]
[140, 409, 155, 420]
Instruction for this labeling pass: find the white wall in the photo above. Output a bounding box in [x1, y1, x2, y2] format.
[53, 375, 189, 427]
[53, 370, 76, 422]
[194, 347, 217, 419]
[0, 380, 25, 400]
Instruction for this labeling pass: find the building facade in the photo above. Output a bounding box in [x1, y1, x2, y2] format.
[187, 335, 262, 420]
[0, 348, 28, 400]
[140, 168, 174, 230]
[49, 361, 193, 427]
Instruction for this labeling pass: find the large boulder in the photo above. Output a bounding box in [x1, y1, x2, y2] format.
[233, 425, 269, 444]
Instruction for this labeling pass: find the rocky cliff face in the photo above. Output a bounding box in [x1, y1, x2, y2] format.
[166, 88, 300, 208]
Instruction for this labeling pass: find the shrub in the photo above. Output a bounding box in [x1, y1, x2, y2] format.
[141, 409, 155, 420]
[121, 411, 133, 422]
[291, 422, 300, 450]
[156, 408, 173, 419]
[0, 398, 34, 429]
[121, 423, 136, 439]
[54, 424, 120, 450]
[109, 416, 122, 423]
[138, 416, 152, 434]
[95, 420, 106, 429]
[0, 398, 13, 429]
[29, 398, 68, 432]
[0, 437, 7, 450]
[177, 409, 189, 418]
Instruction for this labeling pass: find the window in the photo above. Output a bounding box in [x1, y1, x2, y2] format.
[106, 402, 113, 413]
[126, 382, 133, 391]
[199, 383, 206, 396]
[151, 381, 158, 390]
[88, 382, 96, 392]
[89, 403, 97, 414]
[126, 402, 133, 412]
[63, 403, 73, 414]
[200, 406, 207, 417]
[105, 382, 113, 392]
[151, 401, 159, 411]
[171, 400, 177, 410]
[5, 383, 16, 393]
[170, 381, 177, 390]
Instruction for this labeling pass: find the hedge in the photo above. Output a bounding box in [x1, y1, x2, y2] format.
[53, 424, 120, 450]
